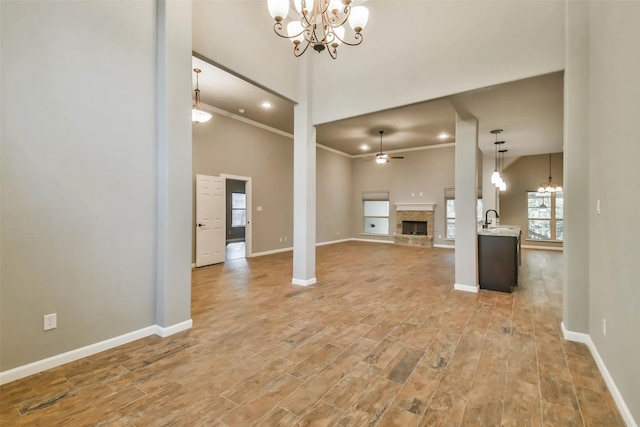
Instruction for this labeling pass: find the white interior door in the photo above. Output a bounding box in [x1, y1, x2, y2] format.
[196, 175, 225, 267]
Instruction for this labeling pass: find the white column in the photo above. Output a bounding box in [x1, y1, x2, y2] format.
[292, 55, 317, 286]
[562, 0, 589, 333]
[155, 0, 193, 332]
[454, 115, 479, 293]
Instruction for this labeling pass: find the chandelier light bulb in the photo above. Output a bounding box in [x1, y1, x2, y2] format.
[499, 181, 506, 191]
[267, 0, 289, 21]
[348, 6, 369, 32]
[375, 156, 387, 164]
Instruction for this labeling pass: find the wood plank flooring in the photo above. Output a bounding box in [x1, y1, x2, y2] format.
[0, 242, 626, 426]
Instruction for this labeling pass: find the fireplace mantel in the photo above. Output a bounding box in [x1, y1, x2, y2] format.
[395, 203, 436, 212]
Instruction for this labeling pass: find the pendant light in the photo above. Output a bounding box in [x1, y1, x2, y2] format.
[490, 129, 503, 185]
[192, 68, 212, 123]
[498, 148, 507, 191]
[537, 153, 563, 193]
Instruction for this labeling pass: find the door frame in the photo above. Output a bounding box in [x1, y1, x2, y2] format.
[221, 173, 252, 258]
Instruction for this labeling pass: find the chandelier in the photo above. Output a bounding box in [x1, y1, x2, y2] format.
[267, 0, 369, 59]
[537, 153, 563, 193]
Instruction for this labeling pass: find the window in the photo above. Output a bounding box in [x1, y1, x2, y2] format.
[527, 191, 563, 241]
[363, 192, 389, 235]
[231, 193, 246, 227]
[444, 188, 483, 239]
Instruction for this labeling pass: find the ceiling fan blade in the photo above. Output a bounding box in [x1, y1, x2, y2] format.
[390, 156, 404, 159]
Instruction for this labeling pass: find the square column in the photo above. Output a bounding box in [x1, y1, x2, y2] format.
[454, 115, 479, 293]
[292, 56, 317, 286]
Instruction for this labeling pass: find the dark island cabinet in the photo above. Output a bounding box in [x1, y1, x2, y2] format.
[478, 232, 520, 293]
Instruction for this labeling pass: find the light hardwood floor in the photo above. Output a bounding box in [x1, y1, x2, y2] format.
[0, 242, 625, 426]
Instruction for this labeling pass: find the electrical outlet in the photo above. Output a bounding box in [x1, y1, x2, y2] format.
[603, 318, 607, 337]
[279, 237, 283, 242]
[597, 199, 601, 215]
[337, 231, 340, 236]
[284, 236, 287, 242]
[44, 313, 57, 331]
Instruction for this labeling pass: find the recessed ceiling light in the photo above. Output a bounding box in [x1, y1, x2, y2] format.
[238, 108, 246, 114]
[360, 144, 370, 151]
[438, 132, 450, 140]
[261, 101, 272, 109]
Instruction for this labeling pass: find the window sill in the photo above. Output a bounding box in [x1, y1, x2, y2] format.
[524, 239, 563, 243]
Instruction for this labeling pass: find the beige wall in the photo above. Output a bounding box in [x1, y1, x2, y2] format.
[350, 146, 455, 245]
[586, 1, 640, 421]
[316, 148, 352, 244]
[500, 153, 564, 249]
[1, 0, 192, 370]
[192, 116, 353, 258]
[192, 115, 294, 257]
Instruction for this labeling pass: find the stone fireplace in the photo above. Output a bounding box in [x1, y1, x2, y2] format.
[393, 203, 435, 247]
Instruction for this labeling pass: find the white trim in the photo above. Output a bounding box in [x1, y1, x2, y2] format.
[352, 142, 455, 158]
[249, 247, 293, 257]
[201, 102, 293, 139]
[434, 244, 455, 249]
[316, 143, 352, 158]
[191, 263, 196, 268]
[351, 238, 394, 244]
[152, 319, 193, 338]
[221, 173, 253, 257]
[292, 277, 317, 286]
[395, 203, 436, 211]
[454, 283, 479, 293]
[316, 238, 351, 246]
[0, 320, 193, 386]
[521, 245, 563, 251]
[561, 322, 638, 427]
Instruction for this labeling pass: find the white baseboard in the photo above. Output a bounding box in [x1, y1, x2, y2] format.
[521, 244, 563, 251]
[434, 244, 455, 249]
[561, 322, 637, 427]
[316, 238, 351, 247]
[152, 319, 193, 338]
[191, 263, 196, 268]
[0, 319, 193, 386]
[249, 247, 293, 257]
[292, 277, 317, 286]
[351, 238, 394, 244]
[454, 283, 479, 293]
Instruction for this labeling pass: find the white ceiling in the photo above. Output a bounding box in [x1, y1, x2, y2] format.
[193, 55, 563, 159]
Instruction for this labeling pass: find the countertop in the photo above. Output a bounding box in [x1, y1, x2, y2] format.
[478, 225, 521, 238]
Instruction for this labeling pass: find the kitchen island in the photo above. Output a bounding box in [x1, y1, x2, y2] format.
[478, 225, 521, 293]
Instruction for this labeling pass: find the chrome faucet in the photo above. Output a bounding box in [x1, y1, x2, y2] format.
[483, 209, 499, 228]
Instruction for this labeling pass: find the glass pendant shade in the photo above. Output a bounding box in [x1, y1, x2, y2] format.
[267, 0, 289, 20]
[375, 156, 387, 164]
[499, 181, 506, 191]
[491, 170, 501, 185]
[328, 0, 343, 13]
[348, 6, 369, 32]
[287, 21, 305, 43]
[192, 108, 212, 123]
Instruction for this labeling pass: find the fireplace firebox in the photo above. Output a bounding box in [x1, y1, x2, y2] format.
[402, 220, 428, 236]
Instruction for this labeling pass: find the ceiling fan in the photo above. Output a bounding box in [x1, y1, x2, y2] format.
[370, 130, 404, 164]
